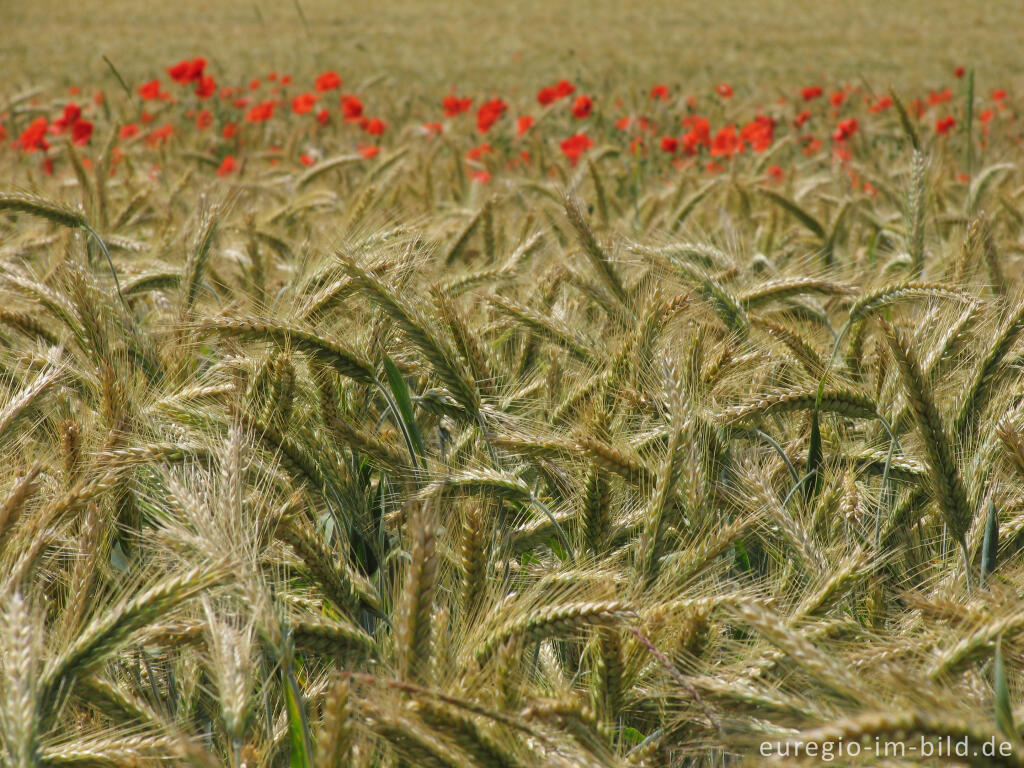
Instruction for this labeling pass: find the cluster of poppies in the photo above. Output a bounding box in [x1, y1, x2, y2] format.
[1, 60, 1014, 185]
[15, 102, 94, 154]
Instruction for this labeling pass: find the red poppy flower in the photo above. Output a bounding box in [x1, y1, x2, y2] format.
[928, 88, 952, 105]
[166, 59, 190, 84]
[740, 114, 774, 152]
[660, 136, 678, 153]
[710, 124, 741, 156]
[802, 86, 823, 101]
[195, 76, 216, 99]
[935, 115, 956, 134]
[120, 123, 139, 140]
[650, 84, 669, 101]
[571, 95, 593, 118]
[216, 155, 237, 176]
[681, 115, 711, 151]
[315, 71, 342, 92]
[992, 89, 1007, 101]
[766, 164, 784, 184]
[795, 110, 811, 127]
[830, 90, 845, 107]
[954, 66, 966, 78]
[359, 145, 379, 159]
[869, 96, 893, 113]
[222, 122, 237, 138]
[559, 132, 593, 165]
[61, 103, 82, 124]
[537, 86, 558, 106]
[715, 83, 733, 98]
[18, 117, 49, 152]
[291, 93, 318, 115]
[316, 109, 330, 125]
[442, 94, 473, 117]
[68, 119, 93, 146]
[615, 116, 633, 131]
[146, 123, 174, 147]
[246, 101, 275, 122]
[832, 118, 858, 141]
[979, 108, 994, 123]
[362, 117, 386, 135]
[471, 169, 491, 184]
[516, 115, 534, 136]
[52, 103, 82, 133]
[466, 143, 492, 162]
[195, 110, 213, 130]
[476, 99, 507, 133]
[139, 79, 162, 100]
[554, 80, 575, 98]
[341, 95, 363, 121]
[168, 57, 206, 84]
[423, 122, 443, 135]
[299, 153, 315, 166]
[802, 136, 824, 155]
[684, 116, 710, 137]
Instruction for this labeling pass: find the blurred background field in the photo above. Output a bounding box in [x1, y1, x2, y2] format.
[4, 0, 1024, 93]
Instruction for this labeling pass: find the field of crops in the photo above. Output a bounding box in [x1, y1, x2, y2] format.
[3, 3, 1024, 766]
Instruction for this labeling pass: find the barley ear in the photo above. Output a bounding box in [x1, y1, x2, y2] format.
[981, 500, 999, 586]
[1, 592, 40, 768]
[0, 190, 125, 307]
[40, 564, 228, 715]
[564, 194, 630, 309]
[905, 150, 927, 277]
[317, 675, 352, 767]
[397, 506, 438, 683]
[879, 319, 973, 583]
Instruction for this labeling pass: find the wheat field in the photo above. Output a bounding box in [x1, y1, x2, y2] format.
[2, 2, 1024, 766]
